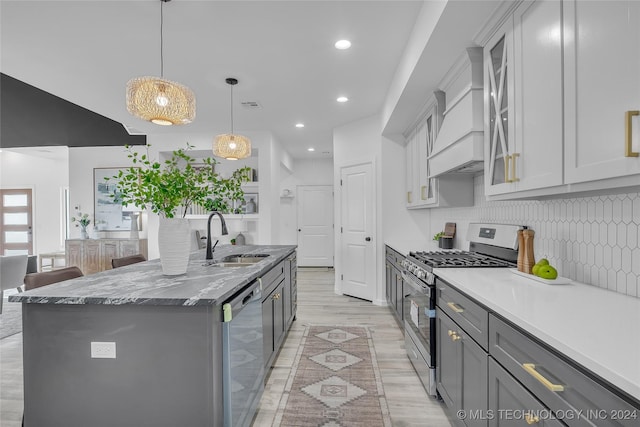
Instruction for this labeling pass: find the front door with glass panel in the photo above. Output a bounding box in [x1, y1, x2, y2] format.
[1, 189, 33, 255]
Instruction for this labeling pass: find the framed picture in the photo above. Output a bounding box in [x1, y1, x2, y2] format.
[94, 168, 135, 231]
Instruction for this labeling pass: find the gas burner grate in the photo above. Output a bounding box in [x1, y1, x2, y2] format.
[408, 250, 514, 269]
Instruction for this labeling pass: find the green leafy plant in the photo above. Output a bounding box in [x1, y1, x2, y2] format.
[203, 166, 252, 214]
[433, 231, 445, 241]
[107, 144, 248, 218]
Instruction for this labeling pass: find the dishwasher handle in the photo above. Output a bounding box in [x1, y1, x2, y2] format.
[222, 279, 262, 322]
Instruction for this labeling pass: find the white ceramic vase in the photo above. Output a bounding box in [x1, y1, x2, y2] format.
[158, 217, 191, 275]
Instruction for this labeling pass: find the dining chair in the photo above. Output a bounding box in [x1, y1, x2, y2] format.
[23, 266, 83, 291]
[0, 255, 28, 314]
[111, 254, 147, 268]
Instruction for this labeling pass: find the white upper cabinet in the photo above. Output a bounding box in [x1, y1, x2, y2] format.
[563, 0, 640, 183]
[405, 106, 435, 208]
[484, 0, 564, 196]
[404, 93, 474, 209]
[483, 0, 640, 200]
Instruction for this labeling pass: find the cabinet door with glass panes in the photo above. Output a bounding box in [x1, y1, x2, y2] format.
[405, 101, 438, 209]
[484, 0, 563, 196]
[484, 16, 516, 196]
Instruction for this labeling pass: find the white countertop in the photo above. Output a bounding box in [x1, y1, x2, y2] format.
[433, 268, 640, 401]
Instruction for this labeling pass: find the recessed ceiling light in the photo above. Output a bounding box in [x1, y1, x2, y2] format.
[308, 148, 315, 152]
[335, 39, 351, 50]
[295, 123, 305, 128]
[337, 96, 349, 103]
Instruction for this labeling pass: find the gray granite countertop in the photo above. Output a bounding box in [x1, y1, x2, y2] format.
[10, 245, 296, 307]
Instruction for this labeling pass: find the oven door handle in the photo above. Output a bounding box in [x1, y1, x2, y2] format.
[401, 272, 431, 295]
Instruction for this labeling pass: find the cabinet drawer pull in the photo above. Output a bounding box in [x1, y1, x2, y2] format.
[625, 110, 639, 157]
[522, 363, 564, 392]
[511, 153, 520, 182]
[447, 302, 464, 313]
[421, 185, 427, 200]
[407, 191, 412, 204]
[524, 413, 540, 424]
[447, 330, 461, 341]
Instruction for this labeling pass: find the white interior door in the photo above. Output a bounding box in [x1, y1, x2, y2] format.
[340, 163, 375, 301]
[297, 185, 334, 267]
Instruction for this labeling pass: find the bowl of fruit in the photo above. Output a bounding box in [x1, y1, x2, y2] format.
[511, 258, 572, 285]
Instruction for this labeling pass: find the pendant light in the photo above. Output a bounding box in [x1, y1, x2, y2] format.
[126, 0, 195, 126]
[213, 78, 251, 160]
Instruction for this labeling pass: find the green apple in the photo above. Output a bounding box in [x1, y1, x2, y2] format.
[537, 265, 558, 280]
[531, 258, 549, 276]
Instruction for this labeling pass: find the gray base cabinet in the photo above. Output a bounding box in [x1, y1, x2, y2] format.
[437, 309, 488, 427]
[262, 251, 297, 371]
[489, 314, 639, 427]
[385, 245, 405, 327]
[437, 278, 639, 427]
[488, 357, 565, 427]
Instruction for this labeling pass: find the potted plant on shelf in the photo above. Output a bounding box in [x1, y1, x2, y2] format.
[108, 143, 247, 275]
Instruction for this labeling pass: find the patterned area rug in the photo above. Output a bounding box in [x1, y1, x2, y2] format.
[274, 326, 391, 426]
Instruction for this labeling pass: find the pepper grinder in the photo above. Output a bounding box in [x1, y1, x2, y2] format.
[521, 229, 536, 274]
[517, 229, 525, 272]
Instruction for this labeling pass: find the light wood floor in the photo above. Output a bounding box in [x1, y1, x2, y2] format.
[0, 268, 452, 426]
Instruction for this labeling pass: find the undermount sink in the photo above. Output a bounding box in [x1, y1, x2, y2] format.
[221, 254, 269, 264]
[204, 254, 269, 268]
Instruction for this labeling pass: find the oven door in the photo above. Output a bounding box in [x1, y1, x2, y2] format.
[402, 271, 435, 367]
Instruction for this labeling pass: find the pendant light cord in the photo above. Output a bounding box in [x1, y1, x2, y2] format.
[160, 0, 164, 77]
[230, 84, 234, 134]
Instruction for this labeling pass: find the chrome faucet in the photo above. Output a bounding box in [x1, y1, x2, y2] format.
[206, 211, 228, 260]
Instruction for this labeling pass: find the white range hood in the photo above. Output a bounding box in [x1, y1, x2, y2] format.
[429, 48, 484, 178]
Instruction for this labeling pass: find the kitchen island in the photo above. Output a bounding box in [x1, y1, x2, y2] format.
[10, 244, 296, 427]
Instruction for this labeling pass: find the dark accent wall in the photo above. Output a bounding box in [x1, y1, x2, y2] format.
[1, 73, 146, 148]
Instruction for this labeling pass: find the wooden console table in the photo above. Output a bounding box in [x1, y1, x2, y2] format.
[65, 238, 148, 275]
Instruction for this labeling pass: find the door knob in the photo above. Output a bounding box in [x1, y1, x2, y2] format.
[298, 229, 301, 232]
[365, 237, 371, 242]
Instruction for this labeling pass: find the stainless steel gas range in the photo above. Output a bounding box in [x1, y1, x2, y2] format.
[401, 223, 522, 397]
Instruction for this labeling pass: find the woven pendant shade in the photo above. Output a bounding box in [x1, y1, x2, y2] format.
[126, 77, 196, 126]
[213, 134, 251, 160]
[213, 77, 251, 160]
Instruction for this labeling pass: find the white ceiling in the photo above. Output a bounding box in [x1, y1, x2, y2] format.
[0, 0, 424, 159]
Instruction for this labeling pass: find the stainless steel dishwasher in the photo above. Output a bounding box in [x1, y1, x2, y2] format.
[222, 279, 264, 427]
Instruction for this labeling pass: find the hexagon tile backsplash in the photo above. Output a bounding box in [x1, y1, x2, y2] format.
[431, 176, 640, 298]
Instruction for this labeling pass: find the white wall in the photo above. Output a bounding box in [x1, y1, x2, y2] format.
[68, 146, 136, 240]
[380, 136, 431, 244]
[333, 114, 384, 304]
[0, 148, 69, 254]
[279, 158, 333, 245]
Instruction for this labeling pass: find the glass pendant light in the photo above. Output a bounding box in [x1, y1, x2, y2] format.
[126, 0, 195, 126]
[213, 78, 251, 160]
